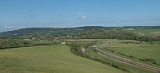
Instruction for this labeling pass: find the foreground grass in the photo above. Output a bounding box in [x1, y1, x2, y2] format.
[0, 45, 124, 73]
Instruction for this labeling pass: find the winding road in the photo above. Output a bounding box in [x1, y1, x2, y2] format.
[92, 47, 160, 73]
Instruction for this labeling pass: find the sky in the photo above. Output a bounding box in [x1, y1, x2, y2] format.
[0, 0, 160, 32]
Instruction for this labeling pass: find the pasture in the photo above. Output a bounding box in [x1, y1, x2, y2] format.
[126, 28, 160, 36]
[0, 45, 124, 73]
[99, 40, 160, 66]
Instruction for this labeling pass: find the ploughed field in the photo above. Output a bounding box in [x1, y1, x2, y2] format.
[0, 45, 125, 73]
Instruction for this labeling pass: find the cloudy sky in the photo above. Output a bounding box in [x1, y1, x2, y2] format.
[0, 0, 160, 31]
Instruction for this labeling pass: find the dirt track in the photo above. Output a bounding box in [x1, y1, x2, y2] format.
[93, 48, 160, 73]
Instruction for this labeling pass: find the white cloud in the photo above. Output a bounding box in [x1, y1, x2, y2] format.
[4, 25, 25, 29]
[4, 26, 13, 28]
[78, 13, 88, 20]
[80, 15, 88, 20]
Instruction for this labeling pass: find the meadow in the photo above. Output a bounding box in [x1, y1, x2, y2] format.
[99, 40, 160, 66]
[126, 28, 160, 36]
[67, 39, 155, 73]
[0, 45, 125, 73]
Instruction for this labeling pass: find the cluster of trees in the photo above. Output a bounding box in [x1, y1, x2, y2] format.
[72, 30, 137, 40]
[67, 42, 86, 57]
[0, 38, 30, 49]
[136, 35, 160, 41]
[67, 41, 95, 57]
[0, 38, 61, 49]
[70, 29, 160, 41]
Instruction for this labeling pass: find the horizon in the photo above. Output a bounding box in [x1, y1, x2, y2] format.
[1, 25, 160, 33]
[0, 0, 160, 32]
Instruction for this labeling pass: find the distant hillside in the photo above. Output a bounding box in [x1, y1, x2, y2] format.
[0, 26, 108, 37]
[123, 26, 160, 29]
[0, 26, 159, 37]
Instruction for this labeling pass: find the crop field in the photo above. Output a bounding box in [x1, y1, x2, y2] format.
[99, 40, 160, 66]
[0, 45, 125, 73]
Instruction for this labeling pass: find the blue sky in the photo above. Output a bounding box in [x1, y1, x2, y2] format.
[0, 0, 160, 31]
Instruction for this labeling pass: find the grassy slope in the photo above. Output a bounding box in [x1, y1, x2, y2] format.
[87, 48, 153, 73]
[0, 45, 125, 73]
[100, 40, 160, 65]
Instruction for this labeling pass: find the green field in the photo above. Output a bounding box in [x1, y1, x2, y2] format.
[126, 28, 160, 36]
[99, 40, 160, 66]
[0, 26, 160, 73]
[0, 45, 125, 73]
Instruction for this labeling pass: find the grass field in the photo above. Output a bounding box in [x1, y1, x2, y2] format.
[87, 47, 154, 73]
[0, 45, 125, 73]
[99, 39, 160, 66]
[66, 39, 156, 73]
[126, 28, 160, 36]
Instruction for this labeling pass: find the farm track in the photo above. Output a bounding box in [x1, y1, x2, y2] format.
[93, 48, 160, 73]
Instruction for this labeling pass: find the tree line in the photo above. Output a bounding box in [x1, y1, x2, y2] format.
[0, 38, 30, 49]
[70, 29, 160, 41]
